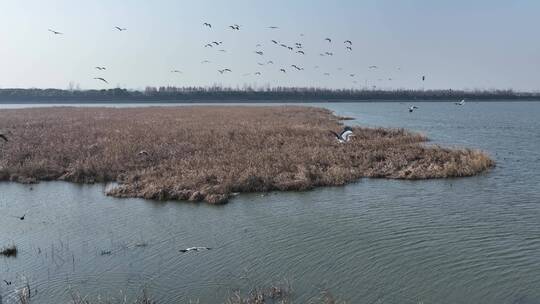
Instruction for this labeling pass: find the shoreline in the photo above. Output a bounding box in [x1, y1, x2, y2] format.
[0, 106, 494, 204]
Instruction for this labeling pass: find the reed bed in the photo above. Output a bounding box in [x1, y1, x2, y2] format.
[0, 106, 493, 204]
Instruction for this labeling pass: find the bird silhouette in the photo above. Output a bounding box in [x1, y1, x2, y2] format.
[271, 40, 278, 44]
[203, 22, 212, 28]
[280, 69, 286, 73]
[422, 75, 426, 81]
[0, 134, 8, 142]
[267, 61, 274, 64]
[114, 26, 127, 31]
[255, 51, 264, 55]
[3, 280, 12, 286]
[254, 72, 262, 75]
[95, 67, 106, 70]
[346, 46, 352, 51]
[170, 70, 182, 73]
[325, 38, 332, 43]
[344, 40, 352, 45]
[94, 77, 109, 84]
[48, 29, 63, 35]
[409, 105, 419, 113]
[268, 26, 279, 29]
[297, 50, 305, 55]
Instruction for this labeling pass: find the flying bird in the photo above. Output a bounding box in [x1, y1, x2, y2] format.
[48, 29, 63, 35]
[344, 40, 352, 45]
[325, 38, 332, 43]
[280, 44, 288, 48]
[267, 60, 274, 64]
[204, 43, 213, 48]
[0, 134, 8, 142]
[179, 247, 212, 253]
[255, 51, 264, 55]
[455, 99, 466, 105]
[171, 70, 182, 73]
[287, 46, 293, 51]
[271, 40, 278, 44]
[12, 213, 25, 220]
[280, 68, 286, 73]
[203, 22, 212, 28]
[369, 66, 378, 69]
[330, 127, 354, 143]
[422, 75, 426, 81]
[218, 68, 232, 74]
[229, 25, 240, 30]
[297, 50, 305, 55]
[254, 72, 262, 75]
[349, 74, 356, 77]
[325, 52, 333, 56]
[95, 67, 106, 70]
[212, 41, 222, 46]
[268, 26, 279, 29]
[409, 105, 419, 113]
[346, 46, 352, 51]
[218, 49, 227, 52]
[114, 26, 127, 31]
[3, 280, 12, 286]
[94, 77, 109, 84]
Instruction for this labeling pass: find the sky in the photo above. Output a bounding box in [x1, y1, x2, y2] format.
[1, 0, 539, 91]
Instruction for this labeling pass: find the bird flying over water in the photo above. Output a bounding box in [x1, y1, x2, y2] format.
[48, 29, 63, 35]
[409, 105, 419, 113]
[115, 26, 127, 31]
[94, 77, 109, 84]
[330, 127, 354, 143]
[179, 247, 212, 253]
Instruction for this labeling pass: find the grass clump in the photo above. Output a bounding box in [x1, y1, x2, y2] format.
[0, 244, 18, 257]
[0, 106, 494, 204]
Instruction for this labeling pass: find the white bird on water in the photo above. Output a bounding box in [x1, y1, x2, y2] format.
[179, 247, 212, 253]
[330, 126, 354, 143]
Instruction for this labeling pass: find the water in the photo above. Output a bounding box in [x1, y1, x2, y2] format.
[1, 101, 539, 304]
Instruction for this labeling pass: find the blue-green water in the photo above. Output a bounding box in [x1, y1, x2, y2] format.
[1, 102, 539, 304]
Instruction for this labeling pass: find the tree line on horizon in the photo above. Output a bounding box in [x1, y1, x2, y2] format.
[0, 86, 538, 102]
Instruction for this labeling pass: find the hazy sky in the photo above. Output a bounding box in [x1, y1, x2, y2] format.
[1, 0, 539, 91]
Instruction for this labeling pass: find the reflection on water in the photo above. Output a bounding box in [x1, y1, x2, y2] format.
[1, 101, 539, 304]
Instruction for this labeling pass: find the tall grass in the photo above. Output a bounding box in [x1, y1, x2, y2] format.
[0, 106, 494, 204]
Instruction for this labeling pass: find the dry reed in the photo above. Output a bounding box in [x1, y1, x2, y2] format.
[0, 106, 494, 204]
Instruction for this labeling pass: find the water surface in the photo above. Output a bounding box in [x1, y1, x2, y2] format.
[1, 101, 539, 304]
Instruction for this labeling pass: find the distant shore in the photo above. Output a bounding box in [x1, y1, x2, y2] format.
[0, 106, 494, 204]
[1, 87, 540, 103]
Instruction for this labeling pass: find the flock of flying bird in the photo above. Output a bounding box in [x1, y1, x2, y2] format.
[45, 21, 431, 89]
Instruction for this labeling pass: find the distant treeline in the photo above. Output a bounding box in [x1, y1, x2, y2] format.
[1, 86, 539, 102]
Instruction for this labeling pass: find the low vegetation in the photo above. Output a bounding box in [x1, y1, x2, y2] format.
[0, 244, 18, 257]
[0, 106, 493, 204]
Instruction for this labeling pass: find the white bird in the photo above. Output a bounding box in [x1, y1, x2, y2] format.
[330, 127, 354, 143]
[179, 247, 212, 253]
[455, 99, 466, 106]
[409, 105, 419, 113]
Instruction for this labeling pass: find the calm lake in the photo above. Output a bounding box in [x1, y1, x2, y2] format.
[1, 101, 539, 304]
